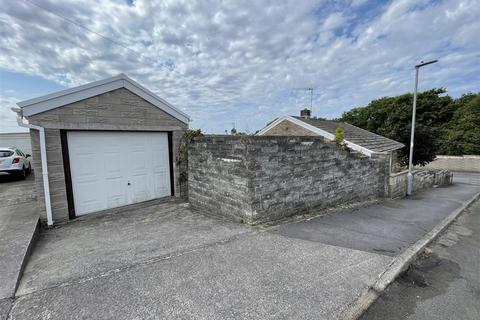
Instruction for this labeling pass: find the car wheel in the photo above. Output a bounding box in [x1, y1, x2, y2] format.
[19, 166, 26, 180]
[27, 164, 32, 174]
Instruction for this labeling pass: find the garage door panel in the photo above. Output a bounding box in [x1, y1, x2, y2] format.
[105, 175, 128, 208]
[67, 131, 171, 216]
[73, 154, 97, 178]
[129, 141, 151, 203]
[152, 169, 169, 195]
[73, 181, 106, 214]
[150, 133, 171, 199]
[131, 173, 150, 202]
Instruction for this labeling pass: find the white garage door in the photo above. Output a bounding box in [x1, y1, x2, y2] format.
[67, 131, 171, 216]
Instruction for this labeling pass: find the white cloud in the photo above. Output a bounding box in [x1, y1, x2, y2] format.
[0, 94, 27, 133]
[0, 0, 479, 133]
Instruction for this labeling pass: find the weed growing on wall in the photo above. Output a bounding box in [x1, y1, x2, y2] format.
[177, 129, 203, 185]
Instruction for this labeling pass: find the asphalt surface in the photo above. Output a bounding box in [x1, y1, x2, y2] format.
[361, 198, 480, 320]
[273, 179, 479, 256]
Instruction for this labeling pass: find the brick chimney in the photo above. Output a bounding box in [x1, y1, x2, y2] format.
[300, 108, 311, 119]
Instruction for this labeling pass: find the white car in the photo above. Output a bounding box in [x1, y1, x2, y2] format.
[0, 147, 32, 179]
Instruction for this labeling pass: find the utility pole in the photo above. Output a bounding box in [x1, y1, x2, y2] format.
[407, 59, 438, 195]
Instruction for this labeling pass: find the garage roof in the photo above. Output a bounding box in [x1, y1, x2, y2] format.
[17, 74, 190, 124]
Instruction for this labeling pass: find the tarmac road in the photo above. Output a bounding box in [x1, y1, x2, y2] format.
[361, 198, 480, 320]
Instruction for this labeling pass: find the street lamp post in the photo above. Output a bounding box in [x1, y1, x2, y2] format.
[407, 59, 438, 195]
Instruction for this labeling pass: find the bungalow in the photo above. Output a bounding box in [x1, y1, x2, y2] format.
[256, 109, 404, 171]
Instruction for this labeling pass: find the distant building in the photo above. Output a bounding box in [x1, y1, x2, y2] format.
[0, 132, 32, 156]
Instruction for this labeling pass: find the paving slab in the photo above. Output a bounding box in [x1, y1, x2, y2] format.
[272, 181, 480, 256]
[9, 232, 391, 320]
[16, 201, 251, 296]
[0, 174, 38, 300]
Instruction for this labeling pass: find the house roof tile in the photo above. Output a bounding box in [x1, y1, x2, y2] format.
[292, 116, 404, 152]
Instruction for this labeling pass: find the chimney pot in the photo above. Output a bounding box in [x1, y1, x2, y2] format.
[300, 108, 311, 119]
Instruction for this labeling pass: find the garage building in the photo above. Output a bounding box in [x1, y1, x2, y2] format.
[14, 74, 189, 225]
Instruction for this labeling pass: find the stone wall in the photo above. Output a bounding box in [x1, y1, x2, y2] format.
[188, 135, 389, 224]
[419, 155, 480, 173]
[388, 169, 453, 199]
[28, 88, 187, 223]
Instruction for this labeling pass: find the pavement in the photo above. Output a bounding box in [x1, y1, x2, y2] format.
[0, 173, 38, 319]
[2, 172, 480, 319]
[360, 195, 480, 320]
[272, 178, 478, 256]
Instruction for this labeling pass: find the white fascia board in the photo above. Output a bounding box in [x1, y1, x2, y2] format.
[18, 74, 190, 124]
[21, 80, 124, 117]
[255, 116, 290, 135]
[17, 74, 125, 108]
[344, 142, 373, 156]
[257, 115, 375, 156]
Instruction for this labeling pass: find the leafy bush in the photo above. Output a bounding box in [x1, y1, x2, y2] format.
[334, 128, 345, 145]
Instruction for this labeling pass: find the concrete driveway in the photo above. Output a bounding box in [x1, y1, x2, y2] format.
[11, 198, 391, 320]
[0, 172, 36, 206]
[0, 172, 38, 318]
[16, 200, 251, 296]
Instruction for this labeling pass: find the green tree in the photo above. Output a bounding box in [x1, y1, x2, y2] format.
[339, 89, 478, 166]
[441, 95, 480, 155]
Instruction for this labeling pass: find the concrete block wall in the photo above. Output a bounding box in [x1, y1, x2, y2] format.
[188, 137, 251, 220]
[388, 169, 453, 199]
[189, 136, 389, 224]
[420, 155, 480, 173]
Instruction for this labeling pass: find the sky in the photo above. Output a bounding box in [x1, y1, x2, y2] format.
[0, 0, 479, 133]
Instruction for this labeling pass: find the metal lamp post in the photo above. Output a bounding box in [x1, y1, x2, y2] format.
[407, 59, 438, 195]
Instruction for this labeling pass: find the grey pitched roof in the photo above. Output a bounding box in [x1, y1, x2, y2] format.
[292, 116, 404, 152]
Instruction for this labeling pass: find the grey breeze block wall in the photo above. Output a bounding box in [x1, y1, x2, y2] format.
[420, 155, 480, 173]
[188, 135, 389, 224]
[389, 169, 453, 199]
[28, 88, 187, 223]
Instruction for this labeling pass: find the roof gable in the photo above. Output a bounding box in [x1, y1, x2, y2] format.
[17, 74, 189, 124]
[291, 117, 404, 153]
